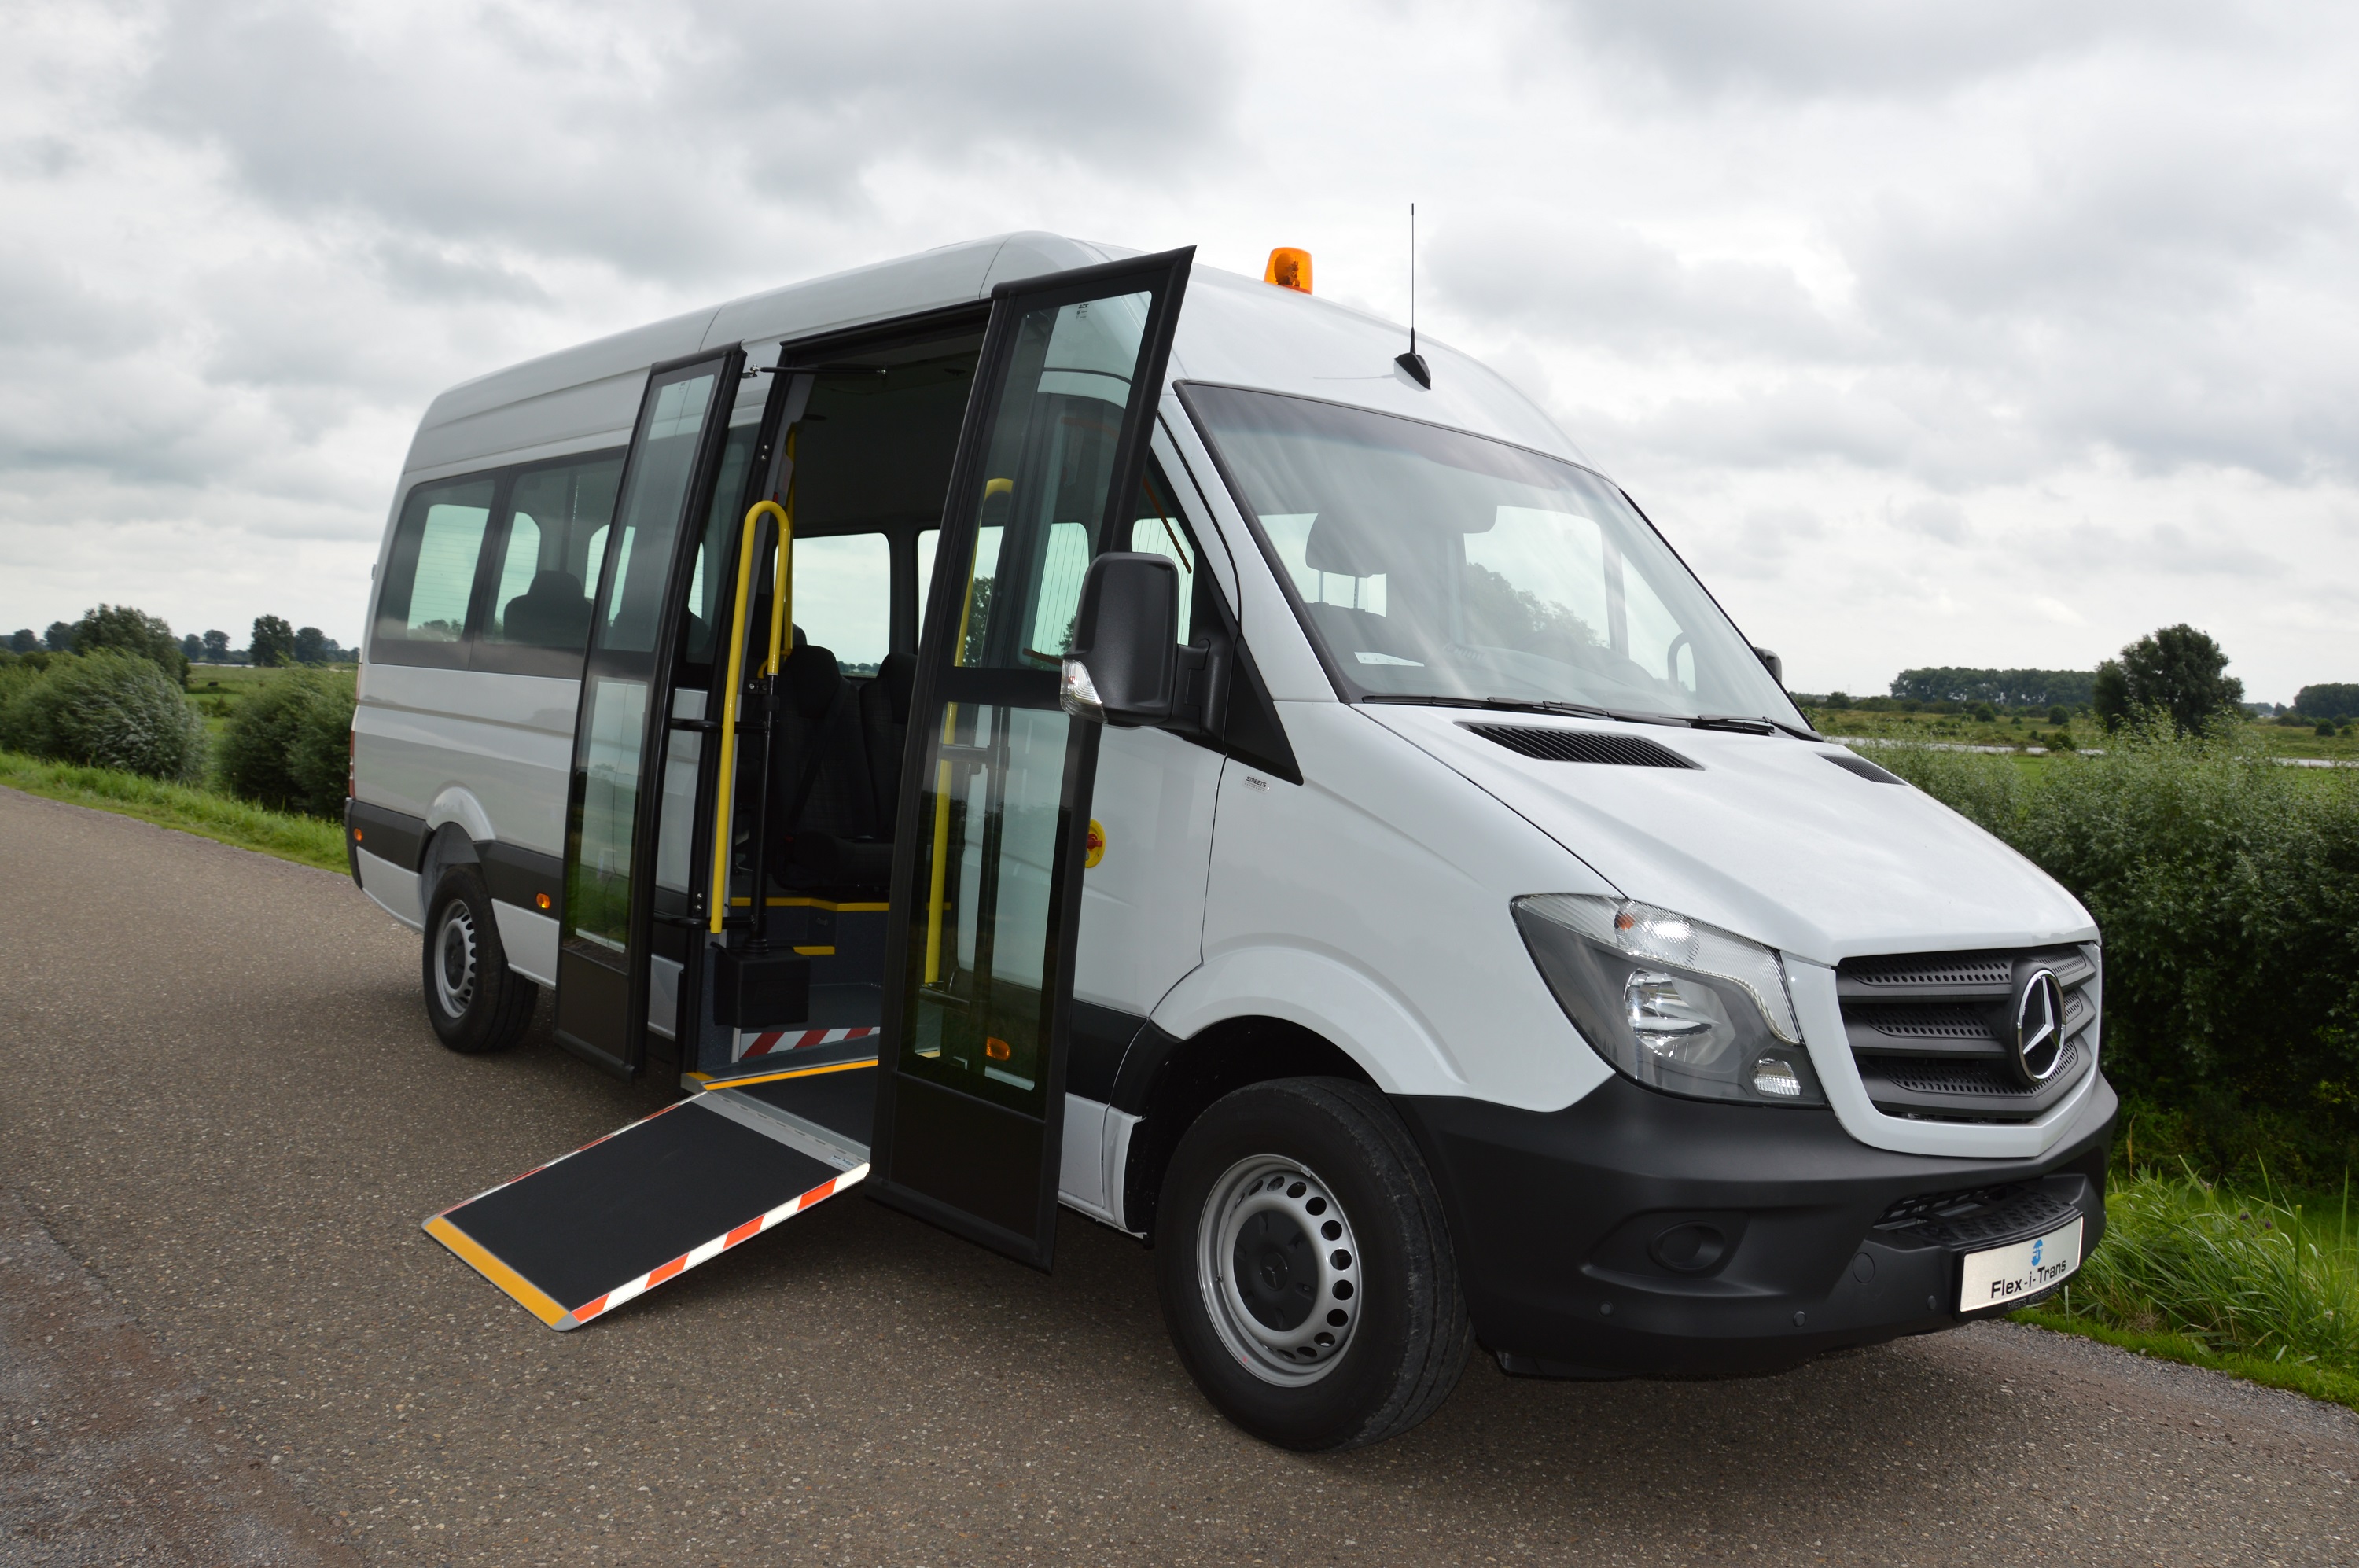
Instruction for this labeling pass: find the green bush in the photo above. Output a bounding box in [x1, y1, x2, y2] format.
[218, 671, 355, 818]
[0, 650, 207, 782]
[1872, 727, 2359, 1178]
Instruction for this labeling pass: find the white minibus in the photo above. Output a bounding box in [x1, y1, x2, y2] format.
[351, 234, 2113, 1451]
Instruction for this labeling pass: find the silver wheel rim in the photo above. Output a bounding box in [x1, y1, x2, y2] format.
[1196, 1157, 1363, 1387]
[433, 902, 478, 1018]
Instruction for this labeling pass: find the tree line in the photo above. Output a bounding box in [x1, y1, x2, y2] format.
[5, 609, 355, 676]
[1815, 624, 2350, 735]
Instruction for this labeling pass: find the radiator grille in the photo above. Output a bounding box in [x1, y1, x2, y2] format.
[1838, 945, 2099, 1122]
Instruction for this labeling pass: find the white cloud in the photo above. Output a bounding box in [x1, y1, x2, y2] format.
[0, 0, 2351, 704]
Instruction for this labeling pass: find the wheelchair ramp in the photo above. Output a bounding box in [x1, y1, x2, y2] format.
[424, 1054, 876, 1330]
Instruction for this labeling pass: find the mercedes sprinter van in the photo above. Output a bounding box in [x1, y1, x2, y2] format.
[351, 234, 2113, 1451]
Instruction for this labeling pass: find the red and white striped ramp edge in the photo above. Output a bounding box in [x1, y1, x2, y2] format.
[565, 1161, 867, 1329]
[739, 1025, 879, 1059]
[425, 1096, 868, 1332]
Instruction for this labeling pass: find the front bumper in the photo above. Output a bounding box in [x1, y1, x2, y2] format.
[1394, 1070, 2116, 1378]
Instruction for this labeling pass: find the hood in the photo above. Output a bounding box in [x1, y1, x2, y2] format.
[1362, 706, 2095, 966]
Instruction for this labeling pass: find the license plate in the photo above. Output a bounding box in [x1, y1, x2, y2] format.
[1960, 1216, 2084, 1312]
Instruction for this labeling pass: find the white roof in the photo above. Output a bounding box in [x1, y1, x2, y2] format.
[402, 232, 1584, 477]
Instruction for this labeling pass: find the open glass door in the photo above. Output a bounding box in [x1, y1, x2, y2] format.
[869, 249, 1194, 1266]
[555, 348, 745, 1074]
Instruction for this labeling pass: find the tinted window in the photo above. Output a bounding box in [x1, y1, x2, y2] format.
[374, 477, 496, 664]
[477, 453, 624, 673]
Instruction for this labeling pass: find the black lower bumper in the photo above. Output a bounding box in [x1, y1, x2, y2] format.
[1394, 1072, 2116, 1378]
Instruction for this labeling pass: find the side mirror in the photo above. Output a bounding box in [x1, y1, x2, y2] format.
[1060, 552, 1179, 727]
[1753, 646, 1783, 687]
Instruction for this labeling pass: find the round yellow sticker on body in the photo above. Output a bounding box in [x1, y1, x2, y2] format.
[1084, 819, 1106, 869]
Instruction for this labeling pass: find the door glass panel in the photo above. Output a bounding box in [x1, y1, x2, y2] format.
[683, 423, 758, 666]
[600, 371, 717, 655]
[566, 677, 649, 955]
[901, 702, 1073, 1117]
[916, 528, 938, 628]
[655, 688, 705, 892]
[952, 293, 1150, 671]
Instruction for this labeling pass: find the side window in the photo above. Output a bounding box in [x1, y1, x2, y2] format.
[792, 532, 892, 672]
[373, 475, 497, 666]
[476, 452, 624, 674]
[915, 528, 939, 631]
[1128, 459, 1201, 646]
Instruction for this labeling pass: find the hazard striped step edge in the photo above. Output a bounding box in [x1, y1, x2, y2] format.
[739, 1025, 879, 1059]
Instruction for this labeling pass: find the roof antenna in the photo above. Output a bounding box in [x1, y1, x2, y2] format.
[1396, 202, 1431, 388]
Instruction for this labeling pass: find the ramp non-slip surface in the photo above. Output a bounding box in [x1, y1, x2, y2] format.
[426, 1059, 875, 1330]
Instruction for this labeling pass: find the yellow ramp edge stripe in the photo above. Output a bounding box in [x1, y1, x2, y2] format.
[423, 1214, 570, 1329]
[700, 1057, 878, 1092]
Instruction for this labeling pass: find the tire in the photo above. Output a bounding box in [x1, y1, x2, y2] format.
[421, 865, 537, 1055]
[1157, 1077, 1472, 1452]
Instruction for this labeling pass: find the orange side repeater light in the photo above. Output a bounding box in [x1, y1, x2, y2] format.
[1264, 248, 1312, 293]
[535, 893, 552, 911]
[984, 1036, 1013, 1062]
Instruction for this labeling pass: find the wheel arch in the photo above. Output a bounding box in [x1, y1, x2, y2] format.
[1114, 1014, 1378, 1243]
[416, 819, 482, 912]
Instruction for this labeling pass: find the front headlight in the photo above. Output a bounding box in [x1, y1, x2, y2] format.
[1512, 894, 1824, 1107]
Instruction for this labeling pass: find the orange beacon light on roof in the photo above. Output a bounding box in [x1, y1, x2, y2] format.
[1264, 248, 1312, 293]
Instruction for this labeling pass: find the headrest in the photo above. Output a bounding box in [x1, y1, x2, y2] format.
[524, 569, 585, 601]
[786, 639, 841, 720]
[877, 651, 916, 723]
[1302, 513, 1383, 577]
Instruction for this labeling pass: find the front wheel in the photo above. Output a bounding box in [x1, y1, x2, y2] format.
[1157, 1077, 1471, 1451]
[421, 866, 536, 1054]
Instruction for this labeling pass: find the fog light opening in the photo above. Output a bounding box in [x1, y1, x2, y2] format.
[1752, 1054, 1805, 1099]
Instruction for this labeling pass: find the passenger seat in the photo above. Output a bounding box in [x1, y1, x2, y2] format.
[767, 634, 891, 892]
[860, 652, 915, 834]
[500, 569, 592, 648]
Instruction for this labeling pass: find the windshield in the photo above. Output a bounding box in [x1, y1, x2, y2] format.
[1185, 385, 1803, 727]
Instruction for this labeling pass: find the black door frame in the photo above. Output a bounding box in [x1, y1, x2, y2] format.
[866, 247, 1196, 1268]
[553, 343, 745, 1078]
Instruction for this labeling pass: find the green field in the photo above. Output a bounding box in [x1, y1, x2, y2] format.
[1803, 702, 2356, 764]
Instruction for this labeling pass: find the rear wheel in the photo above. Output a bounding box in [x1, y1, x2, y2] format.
[421, 866, 536, 1054]
[1157, 1077, 1471, 1451]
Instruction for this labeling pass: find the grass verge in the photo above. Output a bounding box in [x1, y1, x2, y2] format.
[0, 747, 347, 873]
[2013, 1166, 2359, 1414]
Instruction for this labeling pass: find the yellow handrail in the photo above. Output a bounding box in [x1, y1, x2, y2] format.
[922, 478, 1001, 985]
[707, 497, 791, 934]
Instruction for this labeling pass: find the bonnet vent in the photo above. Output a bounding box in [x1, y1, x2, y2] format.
[1463, 723, 1700, 769]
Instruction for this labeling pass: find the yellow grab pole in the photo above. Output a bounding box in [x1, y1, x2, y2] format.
[708, 499, 790, 934]
[921, 478, 1003, 985]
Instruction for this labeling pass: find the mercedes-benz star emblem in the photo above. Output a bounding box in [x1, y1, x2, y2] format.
[2011, 967, 2066, 1085]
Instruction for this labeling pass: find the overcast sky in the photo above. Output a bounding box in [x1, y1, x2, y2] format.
[2, 0, 2351, 700]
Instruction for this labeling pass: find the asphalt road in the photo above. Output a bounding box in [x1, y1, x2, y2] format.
[2, 786, 2356, 1566]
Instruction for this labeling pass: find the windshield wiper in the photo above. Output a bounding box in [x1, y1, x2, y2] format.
[1364, 694, 1611, 720]
[1364, 693, 1821, 741]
